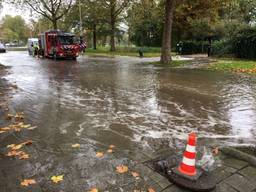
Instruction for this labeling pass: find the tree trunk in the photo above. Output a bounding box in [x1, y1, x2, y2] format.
[52, 19, 58, 30]
[110, 21, 115, 51]
[160, 0, 176, 64]
[110, 0, 116, 51]
[93, 24, 97, 50]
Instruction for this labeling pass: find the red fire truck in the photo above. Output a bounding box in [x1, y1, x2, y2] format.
[39, 30, 86, 59]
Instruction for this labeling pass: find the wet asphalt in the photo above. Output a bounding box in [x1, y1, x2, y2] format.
[0, 51, 256, 191]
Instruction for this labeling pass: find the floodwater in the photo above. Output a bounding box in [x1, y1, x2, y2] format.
[0, 51, 256, 191]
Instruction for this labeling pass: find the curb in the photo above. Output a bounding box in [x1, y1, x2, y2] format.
[220, 147, 256, 167]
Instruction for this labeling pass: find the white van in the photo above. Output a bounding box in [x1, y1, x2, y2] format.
[28, 38, 39, 55]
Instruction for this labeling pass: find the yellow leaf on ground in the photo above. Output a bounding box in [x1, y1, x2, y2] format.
[7, 141, 32, 151]
[0, 131, 6, 134]
[109, 145, 115, 149]
[116, 165, 129, 174]
[12, 144, 23, 150]
[21, 179, 36, 187]
[72, 143, 80, 148]
[96, 152, 104, 158]
[7, 144, 15, 148]
[131, 171, 140, 178]
[88, 188, 98, 192]
[51, 175, 64, 184]
[20, 124, 31, 128]
[107, 149, 113, 153]
[148, 188, 156, 192]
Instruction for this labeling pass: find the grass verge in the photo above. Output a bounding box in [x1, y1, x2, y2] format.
[84, 46, 175, 58]
[146, 60, 191, 67]
[208, 58, 256, 73]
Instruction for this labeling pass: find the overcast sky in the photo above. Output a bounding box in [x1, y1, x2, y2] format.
[0, 2, 31, 22]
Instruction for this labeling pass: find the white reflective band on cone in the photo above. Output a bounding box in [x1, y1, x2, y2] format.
[182, 157, 195, 166]
[186, 144, 196, 153]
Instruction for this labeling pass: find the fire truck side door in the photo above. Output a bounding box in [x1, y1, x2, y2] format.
[47, 35, 57, 55]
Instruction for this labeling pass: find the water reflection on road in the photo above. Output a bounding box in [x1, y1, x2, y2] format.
[1, 52, 256, 150]
[0, 51, 255, 190]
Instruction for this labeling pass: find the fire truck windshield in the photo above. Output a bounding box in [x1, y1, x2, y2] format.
[58, 36, 75, 45]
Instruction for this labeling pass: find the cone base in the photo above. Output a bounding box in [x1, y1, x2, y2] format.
[172, 166, 202, 181]
[168, 168, 216, 192]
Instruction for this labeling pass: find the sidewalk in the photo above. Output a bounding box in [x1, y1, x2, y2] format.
[133, 149, 256, 192]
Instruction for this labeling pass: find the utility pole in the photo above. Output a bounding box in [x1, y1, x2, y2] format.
[79, 0, 83, 36]
[29, 9, 33, 38]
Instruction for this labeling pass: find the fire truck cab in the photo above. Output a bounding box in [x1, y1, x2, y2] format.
[39, 30, 82, 59]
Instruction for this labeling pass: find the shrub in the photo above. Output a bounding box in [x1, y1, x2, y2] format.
[232, 28, 256, 59]
[211, 40, 233, 57]
[176, 41, 208, 55]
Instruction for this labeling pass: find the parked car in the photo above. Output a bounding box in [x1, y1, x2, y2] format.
[0, 43, 6, 53]
[28, 38, 39, 55]
[5, 42, 19, 47]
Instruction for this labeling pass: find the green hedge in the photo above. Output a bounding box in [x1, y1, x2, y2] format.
[232, 28, 256, 59]
[211, 40, 233, 57]
[176, 41, 208, 55]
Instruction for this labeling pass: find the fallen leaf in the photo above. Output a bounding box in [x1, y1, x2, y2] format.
[0, 131, 6, 134]
[72, 143, 80, 148]
[21, 179, 36, 187]
[7, 141, 32, 151]
[6, 150, 19, 157]
[20, 124, 31, 129]
[14, 128, 21, 132]
[1, 127, 10, 131]
[96, 152, 104, 158]
[22, 140, 33, 146]
[7, 144, 15, 148]
[131, 171, 140, 178]
[212, 147, 219, 155]
[19, 153, 29, 160]
[6, 114, 13, 120]
[6, 150, 29, 159]
[148, 187, 156, 192]
[12, 144, 23, 150]
[109, 145, 115, 149]
[27, 126, 37, 130]
[88, 188, 98, 192]
[51, 175, 64, 184]
[107, 149, 113, 153]
[116, 165, 129, 174]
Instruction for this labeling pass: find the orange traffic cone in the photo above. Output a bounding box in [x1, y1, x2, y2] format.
[178, 132, 197, 176]
[167, 132, 216, 190]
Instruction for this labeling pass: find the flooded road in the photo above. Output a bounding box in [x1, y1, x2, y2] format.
[0, 51, 256, 191]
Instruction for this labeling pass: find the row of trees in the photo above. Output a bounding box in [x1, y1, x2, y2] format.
[2, 0, 256, 62]
[4, 0, 177, 63]
[0, 15, 29, 44]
